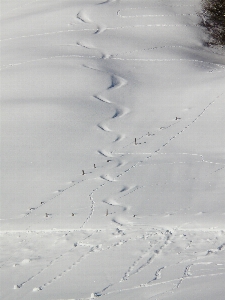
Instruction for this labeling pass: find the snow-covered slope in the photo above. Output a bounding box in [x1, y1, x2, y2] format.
[1, 0, 225, 299]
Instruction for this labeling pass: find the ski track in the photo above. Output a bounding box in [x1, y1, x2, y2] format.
[102, 185, 142, 214]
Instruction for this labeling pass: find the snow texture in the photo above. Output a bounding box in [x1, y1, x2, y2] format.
[1, 0, 225, 299]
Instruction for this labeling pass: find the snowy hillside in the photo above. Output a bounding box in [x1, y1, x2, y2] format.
[1, 0, 225, 299]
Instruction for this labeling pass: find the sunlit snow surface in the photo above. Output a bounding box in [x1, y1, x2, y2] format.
[1, 0, 225, 299]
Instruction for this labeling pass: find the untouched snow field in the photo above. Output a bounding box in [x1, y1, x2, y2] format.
[1, 0, 225, 299]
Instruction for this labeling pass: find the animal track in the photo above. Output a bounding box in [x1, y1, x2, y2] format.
[32, 233, 134, 292]
[117, 10, 196, 18]
[14, 231, 97, 290]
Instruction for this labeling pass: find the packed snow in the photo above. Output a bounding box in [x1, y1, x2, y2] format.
[1, 0, 225, 299]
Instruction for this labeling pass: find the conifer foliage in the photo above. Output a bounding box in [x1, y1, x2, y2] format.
[200, 0, 225, 45]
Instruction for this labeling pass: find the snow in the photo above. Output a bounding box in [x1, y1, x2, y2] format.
[1, 0, 225, 299]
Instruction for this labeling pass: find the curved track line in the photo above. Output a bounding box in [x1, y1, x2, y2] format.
[77, 9, 107, 35]
[1, 56, 224, 73]
[117, 10, 196, 18]
[87, 69, 129, 143]
[0, 29, 93, 42]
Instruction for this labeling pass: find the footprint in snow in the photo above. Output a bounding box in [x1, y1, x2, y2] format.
[13, 258, 30, 267]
